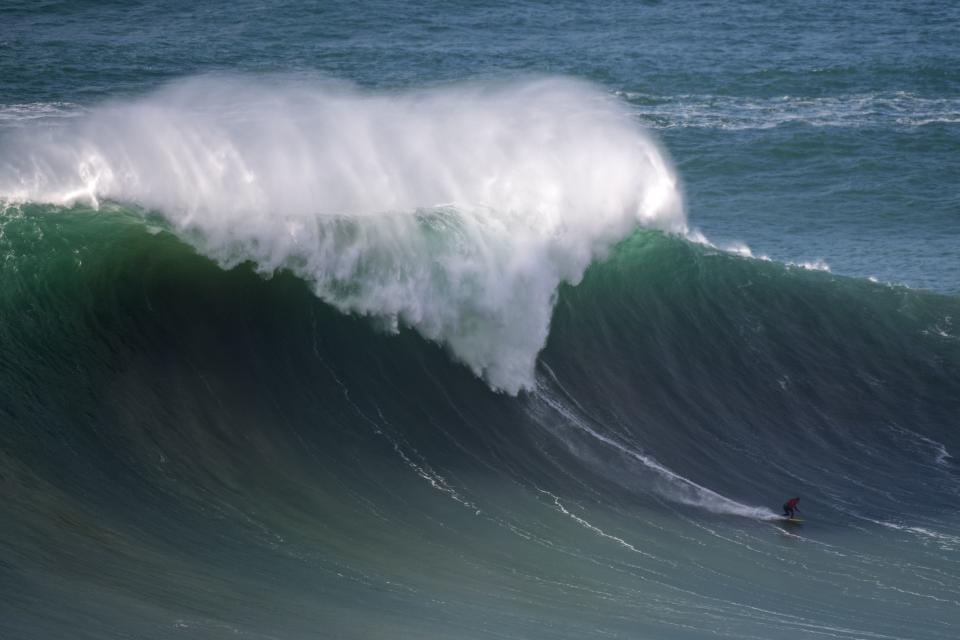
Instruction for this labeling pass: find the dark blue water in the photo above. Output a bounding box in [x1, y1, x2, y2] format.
[2, 2, 959, 638]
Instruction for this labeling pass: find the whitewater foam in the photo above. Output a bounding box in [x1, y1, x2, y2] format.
[0, 101, 83, 126]
[0, 75, 685, 393]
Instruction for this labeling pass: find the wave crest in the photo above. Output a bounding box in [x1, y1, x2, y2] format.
[0, 75, 684, 392]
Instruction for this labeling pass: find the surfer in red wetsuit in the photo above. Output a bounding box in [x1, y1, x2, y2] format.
[782, 497, 800, 518]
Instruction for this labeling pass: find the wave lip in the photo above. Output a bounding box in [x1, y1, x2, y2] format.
[0, 75, 685, 393]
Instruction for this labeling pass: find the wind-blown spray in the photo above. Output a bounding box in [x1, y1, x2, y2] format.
[0, 75, 684, 392]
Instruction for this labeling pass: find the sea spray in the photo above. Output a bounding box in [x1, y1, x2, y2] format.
[0, 75, 684, 393]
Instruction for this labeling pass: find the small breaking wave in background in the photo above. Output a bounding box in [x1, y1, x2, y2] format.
[617, 91, 960, 130]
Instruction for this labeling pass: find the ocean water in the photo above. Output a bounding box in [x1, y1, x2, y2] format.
[1, 1, 959, 639]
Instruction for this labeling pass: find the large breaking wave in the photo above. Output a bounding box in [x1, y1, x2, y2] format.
[0, 75, 683, 393]
[1, 202, 958, 639]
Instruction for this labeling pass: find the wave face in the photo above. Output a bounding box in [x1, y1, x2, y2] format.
[0, 76, 682, 393]
[1, 198, 959, 639]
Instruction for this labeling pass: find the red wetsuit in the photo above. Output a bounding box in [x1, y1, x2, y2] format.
[783, 498, 800, 517]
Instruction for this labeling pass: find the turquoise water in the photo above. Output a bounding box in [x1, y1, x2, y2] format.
[1, 2, 959, 639]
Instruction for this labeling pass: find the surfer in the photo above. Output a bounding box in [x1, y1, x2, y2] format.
[782, 497, 801, 519]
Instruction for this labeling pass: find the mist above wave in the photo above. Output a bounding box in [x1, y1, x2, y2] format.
[0, 75, 684, 393]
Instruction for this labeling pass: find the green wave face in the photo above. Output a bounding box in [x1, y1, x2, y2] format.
[2, 203, 958, 639]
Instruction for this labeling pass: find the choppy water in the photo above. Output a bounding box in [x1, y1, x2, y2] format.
[1, 2, 959, 639]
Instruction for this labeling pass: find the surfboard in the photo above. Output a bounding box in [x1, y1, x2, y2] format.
[783, 517, 804, 524]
